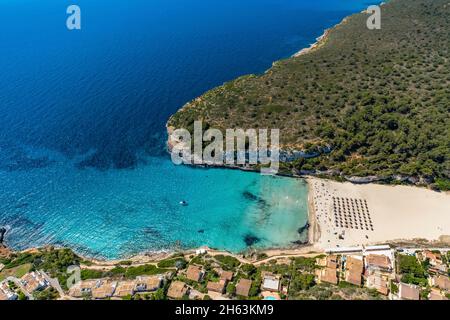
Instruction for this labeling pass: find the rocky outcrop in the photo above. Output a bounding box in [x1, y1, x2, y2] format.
[344, 176, 385, 184]
[166, 125, 431, 188]
[0, 227, 6, 244]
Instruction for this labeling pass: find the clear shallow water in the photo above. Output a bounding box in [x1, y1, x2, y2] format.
[0, 0, 377, 259]
[0, 149, 309, 259]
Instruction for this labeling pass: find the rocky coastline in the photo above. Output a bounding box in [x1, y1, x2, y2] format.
[167, 123, 432, 189]
[0, 227, 6, 244]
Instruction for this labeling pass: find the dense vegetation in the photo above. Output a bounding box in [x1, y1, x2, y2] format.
[0, 248, 80, 289]
[157, 256, 187, 269]
[81, 264, 170, 281]
[398, 254, 428, 286]
[168, 0, 449, 189]
[213, 255, 241, 271]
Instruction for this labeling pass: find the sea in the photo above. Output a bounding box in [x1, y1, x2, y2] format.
[0, 0, 378, 259]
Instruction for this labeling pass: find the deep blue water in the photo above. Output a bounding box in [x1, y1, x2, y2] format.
[0, 0, 378, 259]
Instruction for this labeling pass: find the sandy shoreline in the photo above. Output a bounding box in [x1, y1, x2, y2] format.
[308, 177, 450, 250]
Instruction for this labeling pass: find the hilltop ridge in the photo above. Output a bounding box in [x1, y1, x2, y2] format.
[167, 0, 450, 190]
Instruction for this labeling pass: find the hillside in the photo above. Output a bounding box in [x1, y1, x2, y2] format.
[167, 0, 450, 189]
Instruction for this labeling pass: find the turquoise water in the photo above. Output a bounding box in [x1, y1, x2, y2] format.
[0, 0, 378, 259]
[0, 148, 309, 259]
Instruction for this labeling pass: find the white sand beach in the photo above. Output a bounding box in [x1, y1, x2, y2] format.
[308, 178, 450, 249]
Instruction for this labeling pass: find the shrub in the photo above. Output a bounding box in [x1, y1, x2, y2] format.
[214, 255, 241, 270]
[157, 258, 187, 269]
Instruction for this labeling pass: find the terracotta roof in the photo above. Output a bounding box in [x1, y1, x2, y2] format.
[21, 271, 49, 293]
[134, 276, 162, 292]
[423, 250, 442, 262]
[432, 275, 450, 291]
[68, 280, 98, 297]
[0, 290, 6, 300]
[377, 285, 389, 296]
[345, 256, 364, 286]
[0, 290, 8, 300]
[317, 255, 339, 269]
[327, 255, 339, 269]
[366, 254, 392, 270]
[91, 281, 117, 299]
[167, 281, 188, 299]
[429, 264, 447, 274]
[345, 270, 362, 286]
[186, 265, 204, 282]
[236, 278, 252, 297]
[113, 281, 136, 297]
[366, 274, 389, 295]
[0, 282, 17, 300]
[318, 267, 338, 285]
[429, 289, 447, 301]
[207, 280, 227, 294]
[399, 283, 420, 300]
[220, 271, 234, 282]
[346, 256, 364, 272]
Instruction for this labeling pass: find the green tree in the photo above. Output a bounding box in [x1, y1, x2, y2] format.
[226, 282, 236, 295]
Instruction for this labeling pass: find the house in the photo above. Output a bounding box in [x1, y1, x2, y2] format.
[344, 256, 364, 286]
[68, 280, 98, 298]
[327, 255, 339, 269]
[398, 283, 420, 300]
[91, 280, 117, 299]
[207, 280, 227, 294]
[316, 255, 339, 269]
[167, 281, 189, 300]
[429, 263, 448, 275]
[235, 278, 252, 297]
[186, 265, 204, 282]
[113, 280, 136, 298]
[316, 254, 339, 285]
[21, 271, 49, 293]
[365, 254, 392, 273]
[430, 275, 450, 291]
[220, 270, 234, 282]
[196, 249, 207, 255]
[261, 273, 281, 292]
[428, 288, 448, 300]
[366, 273, 389, 296]
[134, 276, 162, 293]
[418, 250, 443, 266]
[0, 281, 18, 300]
[316, 267, 338, 285]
